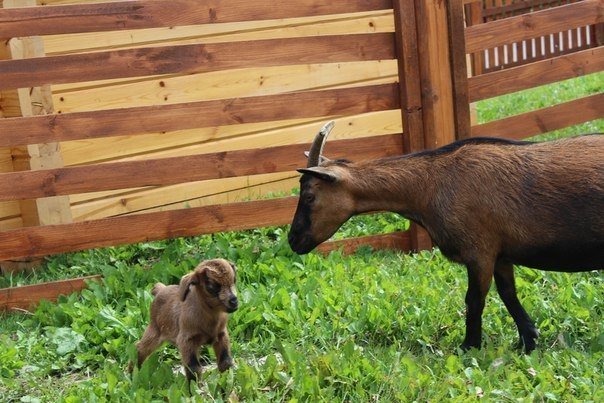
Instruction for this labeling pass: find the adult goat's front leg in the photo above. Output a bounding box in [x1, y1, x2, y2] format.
[461, 261, 494, 350]
[494, 261, 539, 353]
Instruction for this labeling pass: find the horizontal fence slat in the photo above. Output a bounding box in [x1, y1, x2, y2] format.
[0, 0, 393, 38]
[0, 275, 101, 311]
[0, 83, 400, 147]
[468, 46, 604, 102]
[0, 134, 403, 200]
[0, 229, 410, 310]
[481, 0, 569, 18]
[465, 0, 603, 53]
[0, 197, 299, 261]
[471, 93, 604, 139]
[0, 33, 395, 90]
[316, 230, 411, 254]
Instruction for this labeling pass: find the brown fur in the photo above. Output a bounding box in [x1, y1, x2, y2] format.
[289, 135, 604, 352]
[135, 259, 238, 381]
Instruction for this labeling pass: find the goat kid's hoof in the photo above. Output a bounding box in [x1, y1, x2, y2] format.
[185, 373, 202, 387]
[218, 356, 233, 372]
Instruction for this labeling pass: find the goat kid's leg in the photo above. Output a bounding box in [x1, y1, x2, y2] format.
[494, 262, 539, 353]
[136, 325, 162, 367]
[213, 330, 233, 372]
[461, 261, 494, 351]
[177, 337, 203, 382]
[180, 346, 202, 382]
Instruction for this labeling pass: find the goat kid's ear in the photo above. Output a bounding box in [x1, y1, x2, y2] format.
[230, 262, 237, 281]
[178, 268, 206, 301]
[297, 167, 339, 183]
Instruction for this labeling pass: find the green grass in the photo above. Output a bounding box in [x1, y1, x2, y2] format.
[1, 232, 603, 401]
[476, 71, 604, 140]
[1, 75, 603, 401]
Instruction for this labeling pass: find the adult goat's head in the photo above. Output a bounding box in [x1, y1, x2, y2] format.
[288, 121, 356, 254]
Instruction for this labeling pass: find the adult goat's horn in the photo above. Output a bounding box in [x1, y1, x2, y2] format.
[306, 120, 335, 167]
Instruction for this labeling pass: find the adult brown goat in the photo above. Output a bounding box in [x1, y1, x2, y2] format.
[288, 121, 604, 352]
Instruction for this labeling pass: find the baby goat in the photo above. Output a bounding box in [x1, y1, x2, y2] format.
[288, 121, 604, 353]
[136, 259, 239, 381]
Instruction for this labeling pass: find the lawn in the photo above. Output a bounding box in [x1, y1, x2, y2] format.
[1, 73, 603, 402]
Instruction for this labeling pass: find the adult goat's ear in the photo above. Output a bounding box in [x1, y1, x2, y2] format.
[297, 167, 339, 183]
[178, 267, 206, 301]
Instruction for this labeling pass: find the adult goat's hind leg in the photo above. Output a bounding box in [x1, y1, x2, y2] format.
[494, 261, 539, 353]
[461, 260, 494, 351]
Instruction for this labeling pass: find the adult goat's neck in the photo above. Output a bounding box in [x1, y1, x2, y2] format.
[343, 155, 434, 218]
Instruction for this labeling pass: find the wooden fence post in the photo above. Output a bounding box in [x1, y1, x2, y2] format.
[447, 0, 472, 139]
[0, 0, 72, 273]
[393, 0, 471, 251]
[393, 0, 432, 251]
[414, 0, 458, 147]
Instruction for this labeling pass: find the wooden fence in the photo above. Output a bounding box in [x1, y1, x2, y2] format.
[466, 0, 604, 138]
[0, 0, 602, 310]
[465, 0, 602, 74]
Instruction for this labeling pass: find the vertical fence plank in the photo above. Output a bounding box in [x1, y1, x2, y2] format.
[596, 22, 604, 46]
[392, 0, 432, 251]
[493, 0, 504, 69]
[392, 0, 424, 153]
[7, 39, 73, 227]
[394, 0, 464, 250]
[414, 0, 457, 148]
[447, 0, 472, 139]
[464, 0, 483, 129]
[464, 0, 484, 75]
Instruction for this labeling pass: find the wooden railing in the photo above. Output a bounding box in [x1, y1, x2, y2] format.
[0, 0, 438, 310]
[465, 0, 604, 139]
[465, 0, 602, 73]
[0, 0, 418, 265]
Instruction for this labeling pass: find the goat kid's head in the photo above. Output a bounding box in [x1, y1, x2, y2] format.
[179, 258, 239, 313]
[288, 121, 356, 254]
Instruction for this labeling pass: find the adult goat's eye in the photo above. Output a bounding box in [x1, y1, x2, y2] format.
[304, 194, 315, 203]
